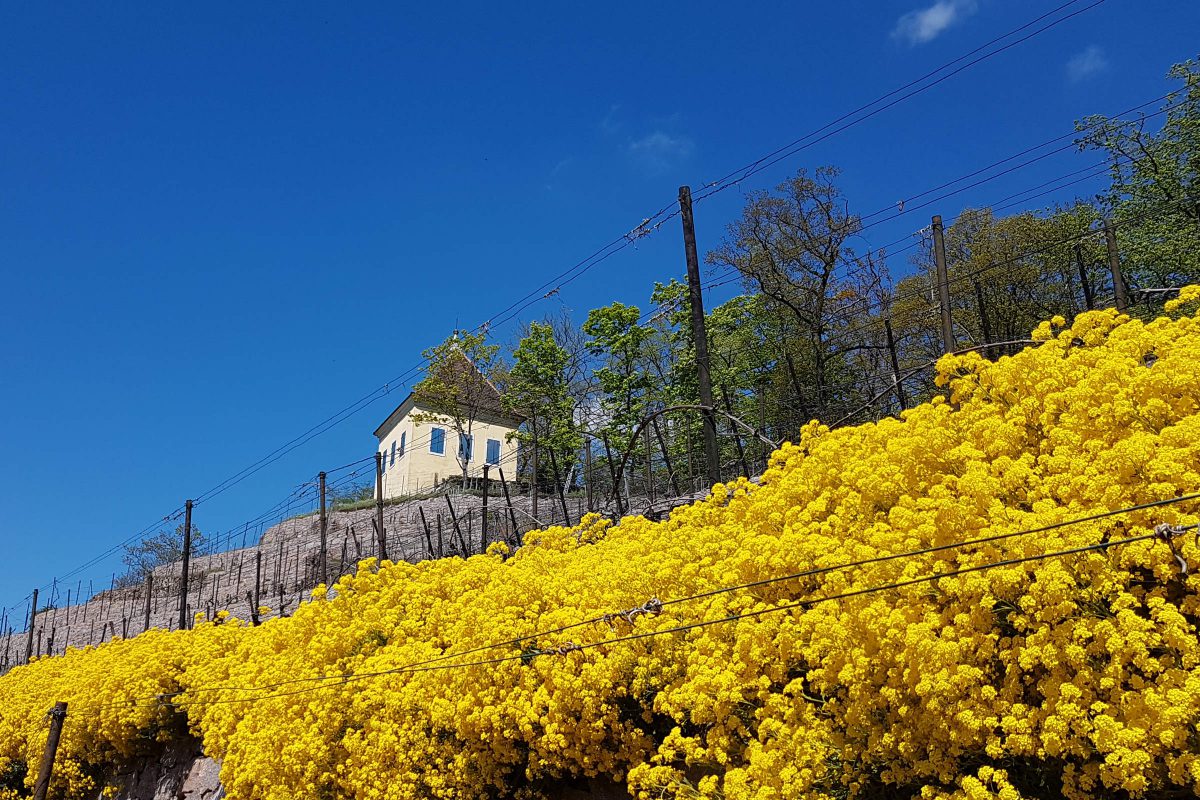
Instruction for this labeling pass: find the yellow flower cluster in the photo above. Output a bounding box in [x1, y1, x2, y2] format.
[3, 299, 1200, 800]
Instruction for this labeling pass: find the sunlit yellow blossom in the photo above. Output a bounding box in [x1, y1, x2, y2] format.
[3, 296, 1200, 799]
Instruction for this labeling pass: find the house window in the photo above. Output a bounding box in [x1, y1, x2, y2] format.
[390, 441, 396, 467]
[458, 433, 474, 463]
[430, 427, 445, 455]
[486, 438, 501, 465]
[399, 431, 406, 457]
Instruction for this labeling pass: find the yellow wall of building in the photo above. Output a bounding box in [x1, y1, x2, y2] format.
[377, 414, 519, 499]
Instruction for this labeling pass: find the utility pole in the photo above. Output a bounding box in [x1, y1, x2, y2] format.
[178, 499, 193, 631]
[1103, 221, 1128, 312]
[932, 215, 954, 354]
[374, 452, 387, 562]
[679, 185, 720, 486]
[32, 702, 68, 800]
[24, 588, 38, 665]
[318, 471, 328, 586]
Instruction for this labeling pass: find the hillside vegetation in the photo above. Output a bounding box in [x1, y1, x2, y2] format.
[3, 292, 1200, 800]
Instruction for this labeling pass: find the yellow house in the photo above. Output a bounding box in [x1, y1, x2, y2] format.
[373, 368, 522, 499]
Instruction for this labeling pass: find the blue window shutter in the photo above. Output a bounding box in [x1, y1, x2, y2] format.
[390, 441, 396, 467]
[459, 433, 474, 462]
[400, 431, 406, 456]
[486, 438, 500, 465]
[430, 427, 445, 454]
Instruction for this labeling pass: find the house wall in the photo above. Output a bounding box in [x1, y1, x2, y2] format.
[377, 415, 519, 499]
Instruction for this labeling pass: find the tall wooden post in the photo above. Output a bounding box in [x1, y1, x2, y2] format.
[178, 499, 193, 631]
[143, 575, 153, 632]
[32, 702, 68, 800]
[252, 550, 262, 624]
[24, 588, 38, 665]
[932, 215, 954, 354]
[375, 452, 388, 562]
[884, 318, 908, 411]
[480, 464, 490, 552]
[1104, 221, 1128, 311]
[318, 471, 328, 584]
[679, 185, 721, 485]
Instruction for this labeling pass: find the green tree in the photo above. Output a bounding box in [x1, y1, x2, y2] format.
[1077, 57, 1200, 287]
[896, 204, 1101, 352]
[582, 302, 656, 436]
[504, 321, 582, 491]
[707, 166, 889, 420]
[410, 330, 503, 480]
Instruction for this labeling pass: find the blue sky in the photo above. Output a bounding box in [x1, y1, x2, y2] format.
[1, 0, 1197, 616]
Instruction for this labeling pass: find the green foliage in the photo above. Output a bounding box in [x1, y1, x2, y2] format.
[582, 302, 656, 435]
[1077, 57, 1200, 286]
[504, 322, 582, 479]
[411, 330, 503, 478]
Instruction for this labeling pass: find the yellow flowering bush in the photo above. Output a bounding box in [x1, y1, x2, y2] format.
[3, 298, 1200, 799]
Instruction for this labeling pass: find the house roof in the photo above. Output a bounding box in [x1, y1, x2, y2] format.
[373, 349, 521, 439]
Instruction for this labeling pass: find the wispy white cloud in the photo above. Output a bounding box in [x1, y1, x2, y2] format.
[1066, 45, 1108, 82]
[600, 105, 622, 135]
[628, 131, 694, 172]
[892, 0, 978, 46]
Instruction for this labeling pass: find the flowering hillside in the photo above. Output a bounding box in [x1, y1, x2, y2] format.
[3, 292, 1200, 800]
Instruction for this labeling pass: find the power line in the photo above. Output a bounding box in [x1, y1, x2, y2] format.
[693, 0, 1106, 202]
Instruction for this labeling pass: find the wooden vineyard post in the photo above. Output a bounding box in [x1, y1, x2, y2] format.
[32, 702, 68, 800]
[178, 499, 193, 631]
[24, 588, 38, 665]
